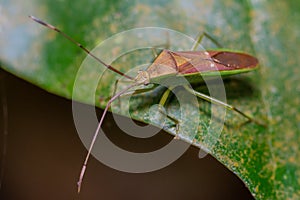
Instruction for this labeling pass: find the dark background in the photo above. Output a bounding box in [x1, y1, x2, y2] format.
[0, 69, 254, 199]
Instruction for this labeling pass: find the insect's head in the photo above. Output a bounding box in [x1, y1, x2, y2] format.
[134, 70, 150, 85]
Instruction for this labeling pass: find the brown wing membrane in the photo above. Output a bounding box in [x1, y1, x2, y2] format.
[175, 51, 259, 74]
[208, 51, 259, 69]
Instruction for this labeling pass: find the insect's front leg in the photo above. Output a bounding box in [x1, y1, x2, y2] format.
[98, 78, 122, 106]
[119, 84, 158, 97]
[100, 78, 137, 106]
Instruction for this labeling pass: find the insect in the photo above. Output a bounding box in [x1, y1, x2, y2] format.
[29, 15, 263, 193]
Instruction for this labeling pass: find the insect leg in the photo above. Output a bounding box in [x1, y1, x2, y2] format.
[191, 31, 223, 51]
[108, 82, 157, 112]
[99, 78, 128, 105]
[184, 86, 265, 126]
[120, 84, 158, 97]
[157, 87, 181, 138]
[111, 79, 122, 107]
[150, 35, 171, 57]
[103, 76, 152, 104]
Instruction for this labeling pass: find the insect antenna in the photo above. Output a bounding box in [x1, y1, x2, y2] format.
[29, 15, 141, 191]
[29, 15, 134, 80]
[77, 82, 140, 193]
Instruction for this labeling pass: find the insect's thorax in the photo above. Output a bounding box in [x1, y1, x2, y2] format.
[146, 49, 179, 79]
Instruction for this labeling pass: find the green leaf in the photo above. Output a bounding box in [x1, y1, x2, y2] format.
[1, 0, 300, 199]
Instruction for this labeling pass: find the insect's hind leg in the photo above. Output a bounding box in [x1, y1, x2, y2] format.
[184, 86, 266, 127]
[191, 31, 223, 51]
